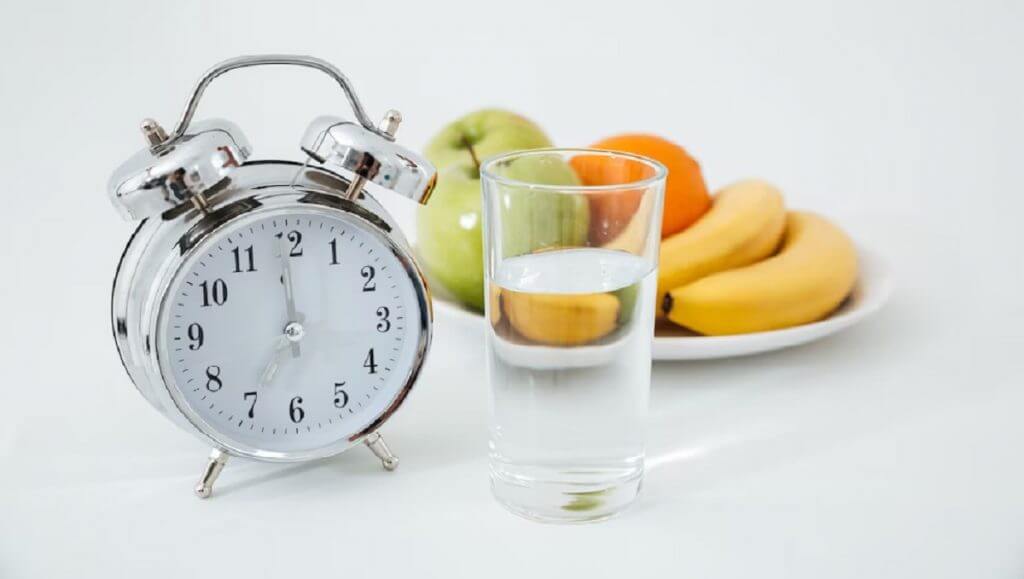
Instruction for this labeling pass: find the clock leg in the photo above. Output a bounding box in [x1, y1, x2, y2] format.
[363, 432, 399, 471]
[194, 448, 229, 499]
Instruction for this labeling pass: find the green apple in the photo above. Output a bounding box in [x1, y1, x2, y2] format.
[418, 109, 589, 311]
[614, 283, 638, 324]
[417, 165, 486, 309]
[491, 154, 588, 258]
[424, 109, 554, 170]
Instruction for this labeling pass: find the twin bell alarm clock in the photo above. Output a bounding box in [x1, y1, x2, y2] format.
[108, 55, 437, 498]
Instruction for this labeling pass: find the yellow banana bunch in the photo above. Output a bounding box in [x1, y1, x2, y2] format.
[656, 180, 786, 307]
[664, 211, 858, 335]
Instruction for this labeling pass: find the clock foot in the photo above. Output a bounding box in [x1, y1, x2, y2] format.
[194, 448, 229, 499]
[363, 432, 399, 471]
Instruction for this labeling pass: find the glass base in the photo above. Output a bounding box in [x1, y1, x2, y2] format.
[490, 463, 643, 524]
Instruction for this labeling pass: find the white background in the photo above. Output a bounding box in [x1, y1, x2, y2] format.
[1, 0, 1022, 577]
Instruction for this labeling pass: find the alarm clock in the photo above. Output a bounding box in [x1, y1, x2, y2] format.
[109, 55, 437, 498]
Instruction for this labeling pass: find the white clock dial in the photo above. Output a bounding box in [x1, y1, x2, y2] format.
[157, 209, 425, 456]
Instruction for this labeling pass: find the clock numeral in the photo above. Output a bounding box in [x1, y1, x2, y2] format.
[275, 230, 303, 257]
[199, 279, 228, 307]
[187, 322, 204, 350]
[243, 391, 257, 418]
[361, 265, 376, 292]
[333, 382, 349, 408]
[205, 365, 223, 392]
[363, 348, 378, 374]
[231, 245, 256, 273]
[328, 238, 340, 265]
[376, 306, 391, 333]
[289, 396, 305, 423]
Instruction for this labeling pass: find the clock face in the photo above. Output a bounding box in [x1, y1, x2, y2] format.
[157, 208, 426, 457]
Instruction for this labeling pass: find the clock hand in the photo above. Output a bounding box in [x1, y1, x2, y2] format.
[258, 318, 308, 387]
[258, 335, 291, 387]
[279, 234, 302, 358]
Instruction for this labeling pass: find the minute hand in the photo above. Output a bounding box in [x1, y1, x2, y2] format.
[279, 235, 301, 358]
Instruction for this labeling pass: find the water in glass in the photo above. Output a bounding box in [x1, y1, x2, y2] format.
[486, 247, 656, 522]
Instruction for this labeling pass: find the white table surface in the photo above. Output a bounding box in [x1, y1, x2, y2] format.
[2, 1, 1022, 577]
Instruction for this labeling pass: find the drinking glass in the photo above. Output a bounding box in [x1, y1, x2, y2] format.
[480, 148, 666, 522]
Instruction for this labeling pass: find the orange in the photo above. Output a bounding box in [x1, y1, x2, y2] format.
[586, 134, 711, 239]
[570, 154, 648, 244]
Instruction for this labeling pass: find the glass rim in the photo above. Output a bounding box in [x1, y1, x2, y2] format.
[479, 147, 668, 192]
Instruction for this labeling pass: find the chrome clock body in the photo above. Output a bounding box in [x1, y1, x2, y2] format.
[107, 55, 437, 497]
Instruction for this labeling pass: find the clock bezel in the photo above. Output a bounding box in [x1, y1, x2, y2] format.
[149, 196, 431, 462]
[111, 162, 432, 463]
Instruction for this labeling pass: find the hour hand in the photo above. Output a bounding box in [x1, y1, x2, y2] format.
[258, 335, 291, 387]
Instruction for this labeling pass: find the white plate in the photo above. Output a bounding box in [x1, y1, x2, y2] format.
[429, 248, 892, 361]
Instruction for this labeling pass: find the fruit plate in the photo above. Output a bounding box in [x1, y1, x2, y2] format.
[428, 248, 892, 361]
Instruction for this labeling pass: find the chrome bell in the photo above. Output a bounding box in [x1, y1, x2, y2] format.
[300, 113, 436, 204]
[108, 119, 251, 221]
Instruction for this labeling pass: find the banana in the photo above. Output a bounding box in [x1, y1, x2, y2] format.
[664, 211, 858, 335]
[602, 189, 657, 255]
[504, 291, 620, 346]
[488, 284, 503, 326]
[656, 180, 786, 305]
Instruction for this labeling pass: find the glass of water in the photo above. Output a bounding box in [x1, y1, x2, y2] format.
[480, 148, 666, 522]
